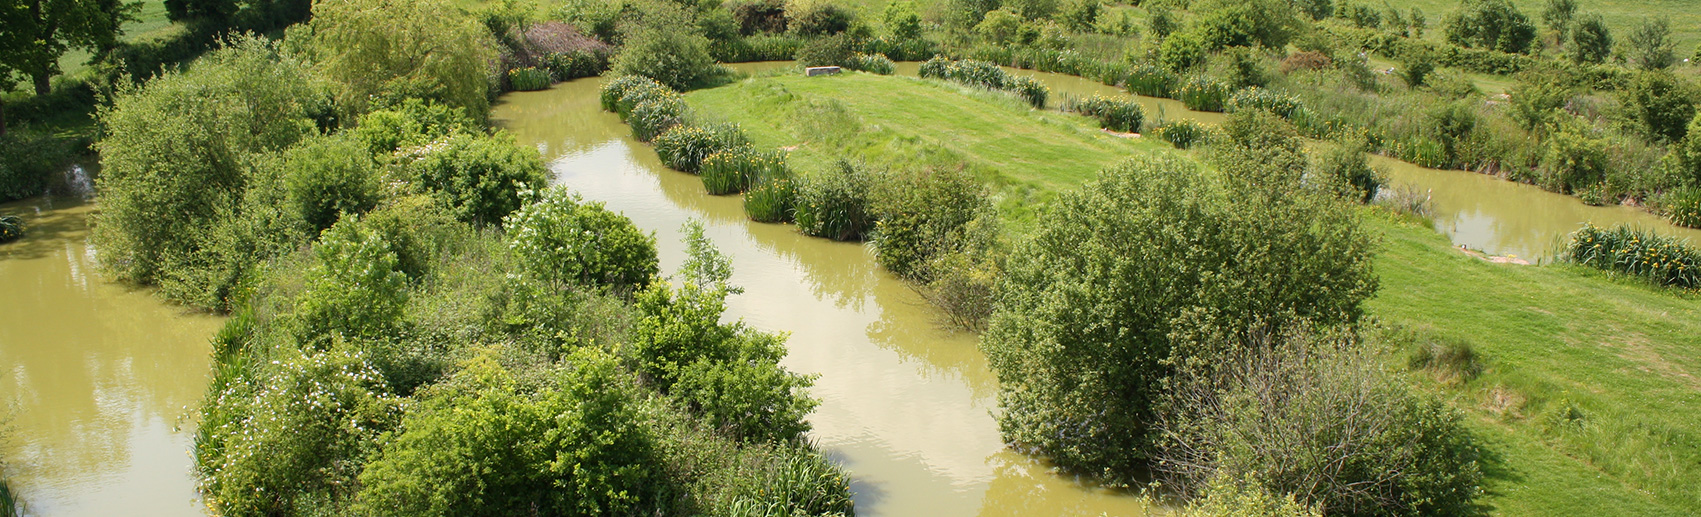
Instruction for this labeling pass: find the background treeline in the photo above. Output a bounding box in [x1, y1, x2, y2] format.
[79, 0, 853, 513]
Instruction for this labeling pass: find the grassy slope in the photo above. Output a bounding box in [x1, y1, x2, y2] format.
[686, 72, 1701, 515]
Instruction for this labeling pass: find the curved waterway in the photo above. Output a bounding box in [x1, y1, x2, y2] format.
[493, 77, 1151, 515]
[0, 195, 220, 516]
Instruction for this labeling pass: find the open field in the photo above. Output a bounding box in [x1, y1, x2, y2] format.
[687, 70, 1701, 516]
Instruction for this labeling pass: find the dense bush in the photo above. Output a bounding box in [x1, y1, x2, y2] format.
[1673, 112, 1701, 187]
[1309, 139, 1383, 203]
[599, 75, 665, 113]
[0, 130, 75, 202]
[1625, 18, 1676, 71]
[612, 26, 720, 91]
[1177, 75, 1231, 112]
[506, 67, 552, 91]
[280, 135, 381, 232]
[504, 188, 658, 291]
[1566, 224, 1701, 288]
[543, 48, 614, 81]
[1662, 188, 1701, 228]
[1152, 119, 1215, 149]
[1158, 328, 1482, 516]
[294, 217, 411, 346]
[786, 2, 853, 36]
[311, 0, 495, 116]
[654, 124, 749, 174]
[1188, 0, 1301, 50]
[628, 95, 691, 142]
[981, 155, 1376, 476]
[794, 161, 880, 241]
[356, 349, 667, 516]
[1066, 94, 1144, 132]
[1443, 0, 1538, 54]
[796, 34, 855, 68]
[404, 132, 549, 226]
[1176, 473, 1321, 517]
[1567, 13, 1612, 64]
[0, 216, 23, 243]
[1538, 122, 1610, 195]
[731, 0, 788, 34]
[845, 53, 898, 75]
[351, 99, 478, 155]
[702, 146, 787, 195]
[1622, 72, 1697, 144]
[93, 37, 324, 292]
[870, 168, 990, 280]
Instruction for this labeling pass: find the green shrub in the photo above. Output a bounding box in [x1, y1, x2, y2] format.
[1160, 30, 1209, 71]
[845, 53, 897, 75]
[787, 3, 853, 35]
[1160, 328, 1480, 516]
[599, 75, 666, 113]
[295, 217, 411, 345]
[612, 25, 719, 91]
[871, 168, 990, 280]
[504, 187, 658, 291]
[794, 161, 879, 241]
[1177, 75, 1230, 111]
[0, 216, 23, 243]
[1566, 223, 1701, 288]
[405, 132, 549, 226]
[795, 34, 854, 67]
[351, 99, 478, 155]
[671, 336, 817, 443]
[1622, 72, 1698, 144]
[1122, 62, 1177, 97]
[543, 48, 613, 80]
[654, 124, 749, 174]
[982, 155, 1376, 476]
[918, 55, 951, 79]
[281, 135, 381, 232]
[1007, 76, 1049, 108]
[1227, 87, 1301, 118]
[1672, 112, 1701, 185]
[731, 0, 788, 34]
[1152, 119, 1214, 149]
[744, 175, 796, 222]
[720, 450, 855, 515]
[1538, 122, 1610, 194]
[1663, 188, 1701, 228]
[310, 0, 495, 116]
[628, 95, 691, 142]
[0, 130, 74, 202]
[703, 147, 788, 195]
[1066, 94, 1144, 132]
[1442, 0, 1538, 54]
[1178, 473, 1321, 517]
[506, 66, 552, 91]
[355, 349, 666, 517]
[1309, 139, 1383, 203]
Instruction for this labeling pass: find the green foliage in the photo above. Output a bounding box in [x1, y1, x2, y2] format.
[1152, 119, 1215, 149]
[612, 25, 719, 91]
[504, 187, 658, 291]
[199, 347, 402, 517]
[1226, 87, 1302, 118]
[281, 135, 381, 232]
[1148, 7, 1178, 38]
[1540, 0, 1575, 35]
[654, 124, 749, 174]
[796, 34, 855, 67]
[1066, 94, 1144, 132]
[355, 349, 666, 516]
[1399, 58, 1434, 88]
[1662, 188, 1701, 228]
[543, 48, 613, 81]
[918, 57, 1049, 108]
[743, 174, 796, 222]
[599, 75, 666, 113]
[351, 99, 478, 155]
[506, 67, 552, 91]
[0, 0, 134, 96]
[794, 160, 878, 241]
[1538, 121, 1609, 194]
[1061, 0, 1100, 31]
[404, 132, 548, 227]
[1123, 62, 1177, 97]
[295, 217, 411, 345]
[1566, 224, 1701, 288]
[870, 168, 990, 280]
[1567, 13, 1612, 64]
[1442, 0, 1537, 54]
[883, 0, 922, 40]
[702, 146, 787, 195]
[311, 0, 495, 116]
[845, 53, 897, 75]
[1423, 100, 1480, 168]
[786, 2, 853, 36]
[1621, 72, 1697, 144]
[1189, 0, 1301, 50]
[1178, 474, 1321, 517]
[1674, 112, 1701, 187]
[0, 215, 22, 243]
[1177, 75, 1230, 111]
[1625, 17, 1676, 71]
[1159, 329, 1481, 517]
[629, 94, 691, 142]
[0, 130, 73, 202]
[1159, 29, 1209, 71]
[1509, 75, 1574, 133]
[1310, 139, 1383, 203]
[981, 155, 1376, 476]
[93, 36, 324, 292]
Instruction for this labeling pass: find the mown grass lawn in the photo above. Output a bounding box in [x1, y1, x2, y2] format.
[687, 70, 1701, 516]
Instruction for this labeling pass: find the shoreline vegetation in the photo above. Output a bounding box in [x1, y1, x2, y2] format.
[1, 0, 1698, 514]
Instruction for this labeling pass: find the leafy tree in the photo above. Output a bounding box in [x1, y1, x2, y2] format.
[981, 155, 1376, 476]
[1443, 0, 1537, 54]
[975, 8, 1024, 45]
[1293, 0, 1331, 22]
[350, 99, 477, 155]
[93, 36, 325, 289]
[310, 0, 495, 116]
[1566, 13, 1611, 64]
[1190, 0, 1300, 50]
[610, 24, 718, 91]
[504, 187, 659, 291]
[883, 0, 922, 40]
[281, 135, 381, 232]
[1673, 112, 1701, 187]
[786, 1, 853, 35]
[1147, 6, 1177, 38]
[0, 0, 135, 96]
[294, 216, 411, 346]
[1540, 0, 1574, 39]
[1622, 71, 1697, 143]
[405, 131, 549, 227]
[1625, 17, 1676, 70]
[356, 349, 667, 516]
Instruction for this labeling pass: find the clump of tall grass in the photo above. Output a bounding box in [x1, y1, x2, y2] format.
[703, 147, 787, 195]
[1122, 62, 1177, 97]
[1177, 75, 1230, 112]
[794, 161, 877, 241]
[1227, 87, 1303, 118]
[845, 53, 896, 75]
[917, 56, 1048, 108]
[506, 67, 552, 91]
[1064, 94, 1144, 132]
[1661, 188, 1701, 228]
[1566, 224, 1701, 288]
[0, 216, 22, 243]
[654, 124, 748, 174]
[744, 175, 796, 223]
[628, 94, 689, 142]
[1151, 119, 1213, 149]
[599, 75, 666, 113]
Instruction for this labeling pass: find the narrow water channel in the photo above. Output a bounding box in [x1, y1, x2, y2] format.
[492, 77, 1153, 515]
[0, 195, 219, 516]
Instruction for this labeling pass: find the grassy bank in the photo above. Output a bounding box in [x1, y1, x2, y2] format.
[686, 71, 1701, 515]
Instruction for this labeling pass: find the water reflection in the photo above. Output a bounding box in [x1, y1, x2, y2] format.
[0, 197, 220, 517]
[492, 77, 1153, 516]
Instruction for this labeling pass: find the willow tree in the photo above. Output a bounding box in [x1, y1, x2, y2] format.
[309, 0, 495, 117]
